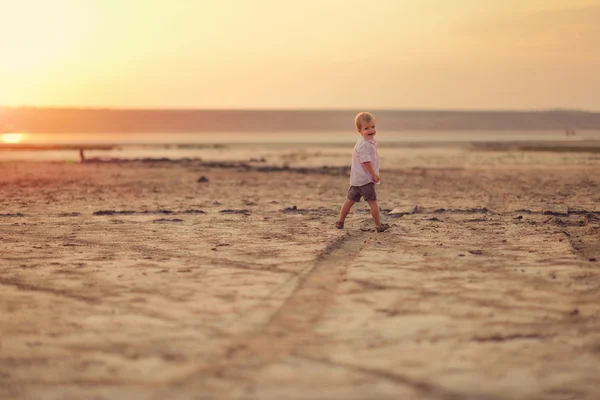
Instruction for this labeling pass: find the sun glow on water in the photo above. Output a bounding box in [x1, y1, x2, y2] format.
[1, 133, 25, 144]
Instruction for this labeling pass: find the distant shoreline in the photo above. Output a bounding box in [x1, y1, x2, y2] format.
[2, 139, 600, 153]
[2, 108, 600, 133]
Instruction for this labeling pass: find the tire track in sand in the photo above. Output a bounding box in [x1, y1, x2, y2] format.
[171, 230, 365, 393]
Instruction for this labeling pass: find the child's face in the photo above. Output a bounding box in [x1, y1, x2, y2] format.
[358, 120, 376, 140]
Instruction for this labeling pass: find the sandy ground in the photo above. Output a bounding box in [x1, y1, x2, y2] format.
[1, 143, 599, 400]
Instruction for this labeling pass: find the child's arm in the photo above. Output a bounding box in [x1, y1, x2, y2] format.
[362, 162, 380, 183]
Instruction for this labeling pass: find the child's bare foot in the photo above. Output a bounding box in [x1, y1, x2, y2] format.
[335, 221, 344, 229]
[376, 223, 390, 232]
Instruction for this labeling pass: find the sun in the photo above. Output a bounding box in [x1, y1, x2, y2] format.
[1, 133, 24, 144]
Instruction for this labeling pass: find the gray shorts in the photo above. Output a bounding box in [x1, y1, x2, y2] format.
[347, 182, 377, 202]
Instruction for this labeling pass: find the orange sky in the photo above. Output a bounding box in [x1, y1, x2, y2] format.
[1, 0, 599, 110]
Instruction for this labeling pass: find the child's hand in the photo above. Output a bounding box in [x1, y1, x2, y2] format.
[373, 174, 380, 183]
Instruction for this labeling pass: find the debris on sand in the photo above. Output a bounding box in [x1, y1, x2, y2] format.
[569, 308, 580, 317]
[220, 209, 251, 215]
[92, 209, 204, 216]
[197, 176, 210, 183]
[93, 210, 137, 216]
[58, 212, 81, 217]
[282, 206, 335, 215]
[434, 207, 490, 214]
[389, 205, 419, 218]
[153, 218, 184, 223]
[182, 209, 206, 214]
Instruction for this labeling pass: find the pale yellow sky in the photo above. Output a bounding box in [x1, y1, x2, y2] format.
[1, 0, 598, 110]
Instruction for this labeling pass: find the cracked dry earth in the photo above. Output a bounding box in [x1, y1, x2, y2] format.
[1, 149, 600, 400]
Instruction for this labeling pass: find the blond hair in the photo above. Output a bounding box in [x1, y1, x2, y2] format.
[354, 112, 375, 130]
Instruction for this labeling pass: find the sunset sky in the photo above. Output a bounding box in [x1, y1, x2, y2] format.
[1, 0, 599, 110]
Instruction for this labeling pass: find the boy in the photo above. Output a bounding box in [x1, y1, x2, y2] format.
[335, 112, 389, 232]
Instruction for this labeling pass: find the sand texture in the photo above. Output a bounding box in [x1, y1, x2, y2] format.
[1, 144, 599, 400]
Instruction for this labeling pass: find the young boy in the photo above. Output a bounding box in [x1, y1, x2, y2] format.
[335, 112, 389, 232]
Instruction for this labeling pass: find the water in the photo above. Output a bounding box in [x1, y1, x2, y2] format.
[1, 130, 600, 161]
[11, 130, 600, 145]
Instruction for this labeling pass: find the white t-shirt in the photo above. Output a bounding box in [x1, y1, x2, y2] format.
[350, 137, 379, 186]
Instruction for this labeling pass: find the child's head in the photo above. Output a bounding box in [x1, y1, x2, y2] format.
[355, 112, 376, 139]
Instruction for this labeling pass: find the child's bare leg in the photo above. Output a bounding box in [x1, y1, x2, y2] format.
[337, 199, 355, 228]
[367, 200, 381, 227]
[368, 200, 389, 232]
